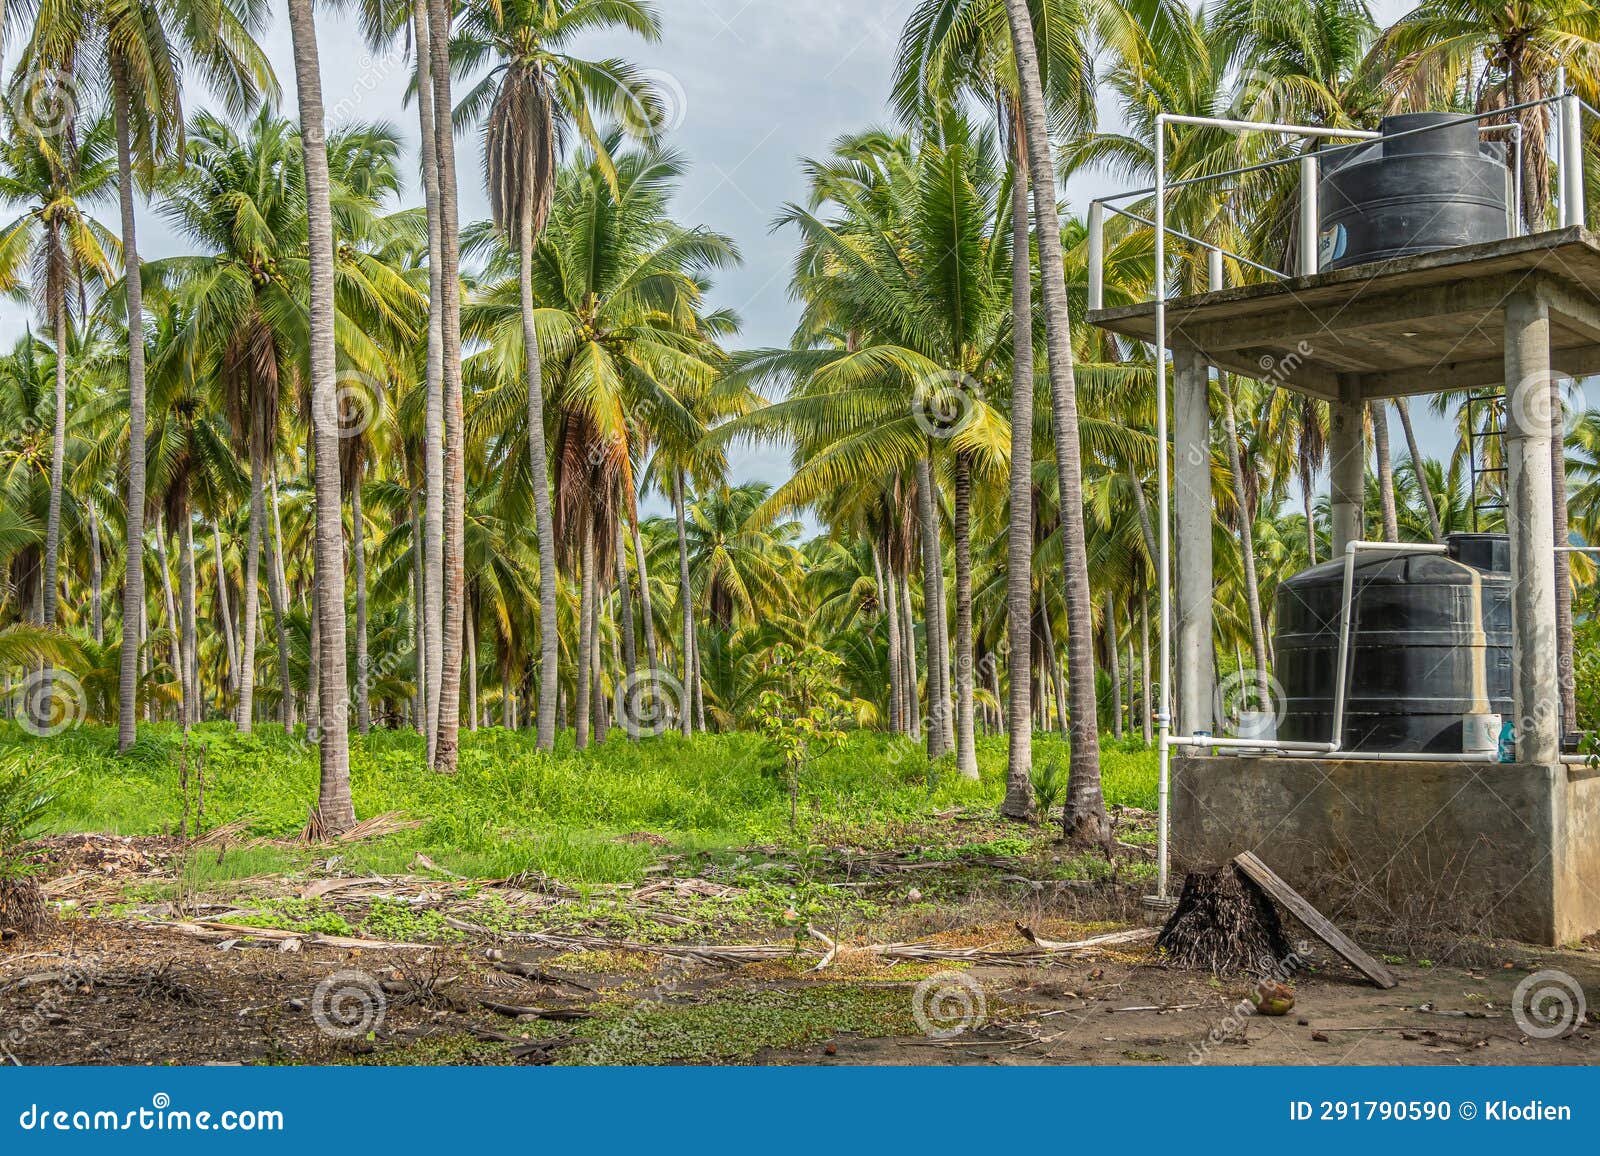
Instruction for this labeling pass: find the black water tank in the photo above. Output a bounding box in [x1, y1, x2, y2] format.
[1273, 534, 1512, 753]
[1318, 113, 1509, 271]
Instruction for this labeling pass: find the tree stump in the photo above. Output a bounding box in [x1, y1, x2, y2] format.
[0, 873, 49, 939]
[1155, 864, 1294, 978]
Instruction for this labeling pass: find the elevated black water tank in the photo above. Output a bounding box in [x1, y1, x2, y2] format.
[1273, 534, 1512, 753]
[1318, 112, 1509, 271]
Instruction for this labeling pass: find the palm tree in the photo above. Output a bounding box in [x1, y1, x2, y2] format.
[1001, 0, 1106, 839]
[0, 105, 116, 716]
[463, 138, 737, 746]
[733, 117, 1013, 780]
[17, 0, 277, 752]
[454, 0, 662, 752]
[286, 0, 354, 834]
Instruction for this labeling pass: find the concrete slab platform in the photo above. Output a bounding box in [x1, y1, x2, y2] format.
[1172, 753, 1600, 946]
[1087, 226, 1600, 401]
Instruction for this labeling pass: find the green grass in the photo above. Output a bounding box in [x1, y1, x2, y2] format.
[2, 722, 1158, 886]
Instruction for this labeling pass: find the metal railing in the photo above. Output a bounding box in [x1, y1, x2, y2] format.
[1087, 93, 1579, 312]
[1097, 91, 1593, 903]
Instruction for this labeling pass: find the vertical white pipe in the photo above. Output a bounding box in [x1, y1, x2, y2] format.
[1154, 117, 1171, 900]
[1563, 89, 1585, 228]
[1087, 201, 1105, 312]
[1298, 152, 1320, 275]
[1207, 246, 1223, 293]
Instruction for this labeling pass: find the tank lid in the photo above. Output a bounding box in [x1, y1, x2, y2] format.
[1446, 532, 1510, 574]
[1378, 112, 1480, 158]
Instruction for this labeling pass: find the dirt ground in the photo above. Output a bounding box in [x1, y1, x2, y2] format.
[3, 831, 1597, 1067]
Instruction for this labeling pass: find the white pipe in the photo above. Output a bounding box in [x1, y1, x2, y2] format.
[1207, 247, 1224, 293]
[1154, 114, 1171, 900]
[1161, 113, 1380, 140]
[1563, 75, 1585, 228]
[1087, 201, 1105, 313]
[1299, 153, 1320, 275]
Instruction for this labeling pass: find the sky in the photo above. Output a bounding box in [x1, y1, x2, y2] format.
[14, 0, 1573, 515]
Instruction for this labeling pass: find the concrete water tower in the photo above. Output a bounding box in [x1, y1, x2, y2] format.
[1086, 95, 1599, 945]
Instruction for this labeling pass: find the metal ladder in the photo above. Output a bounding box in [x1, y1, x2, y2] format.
[1465, 390, 1507, 531]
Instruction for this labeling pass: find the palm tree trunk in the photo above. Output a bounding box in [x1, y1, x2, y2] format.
[113, 58, 148, 754]
[576, 521, 595, 750]
[264, 469, 295, 729]
[308, 583, 321, 728]
[415, 0, 445, 765]
[1222, 379, 1271, 704]
[952, 453, 978, 778]
[410, 488, 427, 736]
[427, 0, 466, 774]
[899, 572, 919, 740]
[351, 475, 370, 734]
[238, 444, 264, 732]
[672, 468, 694, 736]
[691, 628, 706, 732]
[914, 456, 953, 758]
[1370, 401, 1399, 542]
[1394, 398, 1441, 541]
[875, 542, 902, 734]
[1108, 596, 1123, 740]
[1002, 101, 1035, 818]
[517, 136, 561, 754]
[1002, 0, 1104, 842]
[630, 513, 659, 682]
[180, 510, 199, 726]
[42, 284, 67, 701]
[614, 518, 637, 707]
[594, 623, 609, 742]
[1301, 462, 1318, 564]
[89, 500, 104, 645]
[1040, 601, 1067, 738]
[465, 592, 478, 732]
[153, 513, 184, 714]
[1552, 377, 1576, 734]
[210, 518, 238, 694]
[1140, 591, 1153, 746]
[288, 0, 355, 832]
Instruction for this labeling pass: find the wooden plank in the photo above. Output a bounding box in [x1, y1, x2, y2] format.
[1232, 852, 1398, 989]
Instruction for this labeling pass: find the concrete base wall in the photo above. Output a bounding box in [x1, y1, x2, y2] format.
[1172, 754, 1600, 945]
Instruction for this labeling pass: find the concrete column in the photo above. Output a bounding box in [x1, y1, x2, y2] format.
[1328, 375, 1365, 555]
[1174, 344, 1214, 736]
[1503, 291, 1561, 765]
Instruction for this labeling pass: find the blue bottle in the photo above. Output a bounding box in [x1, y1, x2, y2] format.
[1496, 719, 1517, 764]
